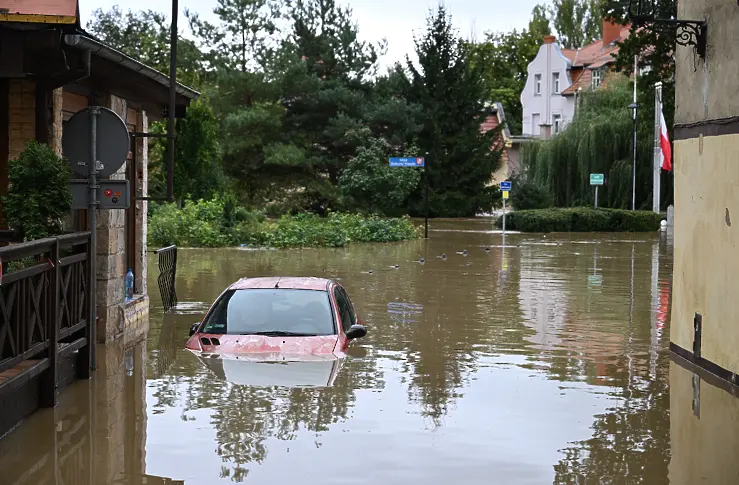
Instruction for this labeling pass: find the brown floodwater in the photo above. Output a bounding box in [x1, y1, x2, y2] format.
[1, 219, 738, 484]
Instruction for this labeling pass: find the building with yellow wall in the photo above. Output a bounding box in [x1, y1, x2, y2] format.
[671, 0, 739, 386]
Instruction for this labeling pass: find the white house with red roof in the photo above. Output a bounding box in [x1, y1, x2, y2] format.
[521, 20, 631, 139]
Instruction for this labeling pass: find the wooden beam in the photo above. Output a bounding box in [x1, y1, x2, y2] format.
[0, 13, 76, 24]
[0, 78, 8, 229]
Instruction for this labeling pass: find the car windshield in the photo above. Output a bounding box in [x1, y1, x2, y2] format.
[200, 289, 335, 336]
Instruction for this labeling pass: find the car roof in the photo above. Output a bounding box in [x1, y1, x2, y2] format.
[228, 277, 333, 291]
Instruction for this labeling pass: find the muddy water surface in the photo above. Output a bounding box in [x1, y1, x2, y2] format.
[2, 219, 735, 484]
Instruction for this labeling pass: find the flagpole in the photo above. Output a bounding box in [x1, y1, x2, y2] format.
[631, 55, 638, 211]
[653, 82, 663, 214]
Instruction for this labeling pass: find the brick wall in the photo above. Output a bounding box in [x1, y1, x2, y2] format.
[8, 79, 35, 161]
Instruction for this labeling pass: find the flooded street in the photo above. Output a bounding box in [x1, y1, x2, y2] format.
[1, 219, 737, 484]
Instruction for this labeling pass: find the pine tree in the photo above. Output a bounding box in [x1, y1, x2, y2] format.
[405, 6, 502, 217]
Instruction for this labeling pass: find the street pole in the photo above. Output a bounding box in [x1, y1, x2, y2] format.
[424, 152, 429, 239]
[631, 55, 638, 211]
[594, 186, 599, 208]
[653, 82, 663, 214]
[167, 0, 178, 201]
[632, 112, 637, 211]
[88, 107, 99, 370]
[502, 197, 506, 235]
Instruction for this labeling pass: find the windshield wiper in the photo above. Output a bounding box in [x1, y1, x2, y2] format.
[244, 331, 317, 337]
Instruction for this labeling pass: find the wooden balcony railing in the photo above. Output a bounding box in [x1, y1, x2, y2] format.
[0, 232, 93, 415]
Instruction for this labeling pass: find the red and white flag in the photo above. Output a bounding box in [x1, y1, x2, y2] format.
[659, 108, 672, 172]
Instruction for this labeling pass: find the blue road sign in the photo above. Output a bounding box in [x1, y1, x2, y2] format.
[499, 181, 512, 191]
[389, 157, 425, 167]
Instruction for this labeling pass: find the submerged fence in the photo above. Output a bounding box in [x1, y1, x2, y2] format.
[153, 245, 177, 312]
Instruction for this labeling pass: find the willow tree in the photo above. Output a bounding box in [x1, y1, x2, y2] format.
[521, 79, 656, 209]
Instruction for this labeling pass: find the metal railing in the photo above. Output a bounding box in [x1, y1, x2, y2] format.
[153, 245, 178, 312]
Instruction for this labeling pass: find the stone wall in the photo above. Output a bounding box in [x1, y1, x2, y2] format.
[96, 93, 150, 343]
[50, 88, 63, 156]
[8, 79, 35, 161]
[123, 295, 150, 347]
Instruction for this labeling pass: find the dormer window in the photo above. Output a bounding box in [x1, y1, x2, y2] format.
[591, 69, 603, 90]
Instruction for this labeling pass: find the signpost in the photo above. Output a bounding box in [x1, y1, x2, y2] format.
[590, 173, 604, 208]
[499, 180, 511, 235]
[62, 106, 131, 371]
[389, 156, 428, 238]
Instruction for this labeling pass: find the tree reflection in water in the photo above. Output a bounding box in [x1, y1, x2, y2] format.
[553, 352, 670, 484]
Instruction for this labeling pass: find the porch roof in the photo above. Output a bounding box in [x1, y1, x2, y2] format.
[63, 33, 200, 118]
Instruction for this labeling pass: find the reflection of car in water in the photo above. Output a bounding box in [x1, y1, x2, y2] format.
[185, 277, 367, 357]
[195, 353, 344, 388]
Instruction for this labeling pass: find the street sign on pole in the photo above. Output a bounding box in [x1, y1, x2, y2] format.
[500, 181, 512, 191]
[62, 106, 132, 372]
[70, 180, 130, 209]
[388, 155, 428, 238]
[502, 190, 509, 200]
[590, 174, 604, 208]
[389, 157, 425, 167]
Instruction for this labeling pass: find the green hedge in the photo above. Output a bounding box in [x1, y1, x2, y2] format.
[148, 198, 420, 248]
[495, 208, 663, 233]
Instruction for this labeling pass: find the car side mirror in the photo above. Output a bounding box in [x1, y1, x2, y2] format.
[189, 322, 200, 336]
[345, 324, 367, 340]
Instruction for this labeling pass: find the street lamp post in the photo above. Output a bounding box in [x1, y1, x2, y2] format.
[628, 102, 638, 211]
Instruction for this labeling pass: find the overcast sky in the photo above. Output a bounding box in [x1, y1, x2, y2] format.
[78, 0, 546, 66]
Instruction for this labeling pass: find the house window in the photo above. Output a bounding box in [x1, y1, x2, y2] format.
[535, 74, 542, 95]
[591, 69, 602, 90]
[552, 72, 560, 94]
[552, 114, 562, 134]
[532, 113, 541, 135]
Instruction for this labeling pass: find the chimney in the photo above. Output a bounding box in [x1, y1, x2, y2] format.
[602, 19, 622, 46]
[543, 35, 556, 45]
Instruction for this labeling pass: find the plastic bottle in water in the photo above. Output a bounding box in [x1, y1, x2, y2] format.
[125, 269, 134, 300]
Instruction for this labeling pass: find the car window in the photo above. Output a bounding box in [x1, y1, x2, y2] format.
[339, 287, 357, 326]
[200, 289, 335, 336]
[333, 288, 353, 332]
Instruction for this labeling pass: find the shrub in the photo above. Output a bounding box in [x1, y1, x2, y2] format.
[148, 198, 420, 248]
[495, 208, 662, 233]
[3, 141, 72, 240]
[510, 180, 553, 210]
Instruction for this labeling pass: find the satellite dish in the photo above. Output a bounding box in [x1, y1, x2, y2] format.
[62, 106, 130, 177]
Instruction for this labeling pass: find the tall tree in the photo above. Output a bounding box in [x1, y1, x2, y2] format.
[549, 0, 604, 49]
[186, 0, 282, 73]
[87, 6, 207, 88]
[603, 0, 676, 208]
[406, 6, 502, 217]
[469, 4, 551, 134]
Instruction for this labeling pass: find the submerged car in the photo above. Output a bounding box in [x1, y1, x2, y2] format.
[185, 277, 367, 356]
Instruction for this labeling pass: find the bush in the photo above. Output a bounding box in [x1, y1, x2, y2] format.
[3, 141, 72, 241]
[510, 180, 553, 210]
[495, 208, 663, 233]
[148, 198, 420, 248]
[258, 212, 420, 248]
